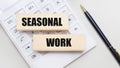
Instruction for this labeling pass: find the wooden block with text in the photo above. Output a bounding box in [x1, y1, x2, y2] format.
[16, 14, 68, 31]
[33, 34, 85, 51]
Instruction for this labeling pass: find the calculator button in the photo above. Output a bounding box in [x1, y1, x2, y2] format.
[36, 0, 47, 7]
[15, 9, 25, 14]
[25, 2, 37, 13]
[69, 24, 83, 34]
[28, 52, 40, 61]
[10, 27, 21, 37]
[22, 43, 33, 54]
[4, 16, 15, 29]
[42, 4, 54, 13]
[38, 0, 46, 4]
[53, 0, 65, 8]
[59, 6, 71, 14]
[23, 31, 33, 38]
[69, 15, 76, 24]
[17, 34, 32, 46]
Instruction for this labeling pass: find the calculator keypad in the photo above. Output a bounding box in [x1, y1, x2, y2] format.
[0, 0, 84, 64]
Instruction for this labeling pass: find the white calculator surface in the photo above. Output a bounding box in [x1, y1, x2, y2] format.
[0, 0, 96, 68]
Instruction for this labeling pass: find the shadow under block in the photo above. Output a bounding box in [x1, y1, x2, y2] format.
[16, 14, 68, 31]
[33, 34, 85, 51]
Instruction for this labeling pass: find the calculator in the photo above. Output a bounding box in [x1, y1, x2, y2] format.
[0, 0, 96, 68]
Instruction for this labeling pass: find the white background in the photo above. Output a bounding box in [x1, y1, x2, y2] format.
[0, 0, 120, 68]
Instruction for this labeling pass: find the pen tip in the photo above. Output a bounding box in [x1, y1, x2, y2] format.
[80, 5, 87, 12]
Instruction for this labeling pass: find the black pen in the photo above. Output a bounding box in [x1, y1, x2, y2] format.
[80, 5, 120, 65]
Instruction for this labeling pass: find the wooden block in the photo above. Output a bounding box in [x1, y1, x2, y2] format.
[33, 34, 85, 51]
[16, 14, 68, 31]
